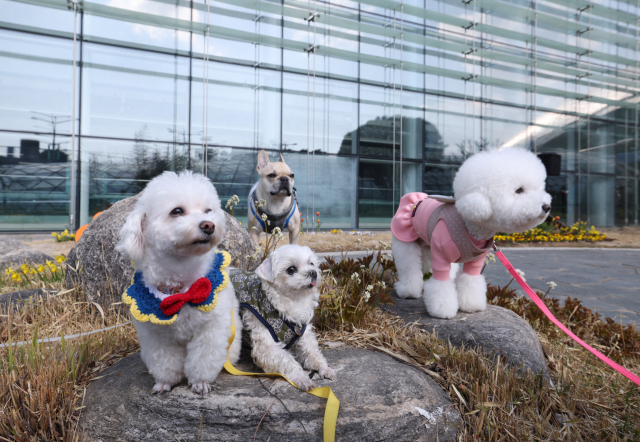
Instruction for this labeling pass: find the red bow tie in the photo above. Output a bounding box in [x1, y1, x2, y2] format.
[159, 277, 212, 316]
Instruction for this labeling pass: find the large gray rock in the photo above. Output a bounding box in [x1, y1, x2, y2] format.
[81, 348, 459, 441]
[0, 237, 53, 270]
[384, 293, 550, 379]
[65, 195, 257, 305]
[0, 288, 56, 306]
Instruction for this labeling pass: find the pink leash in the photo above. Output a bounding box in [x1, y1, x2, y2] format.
[494, 248, 640, 387]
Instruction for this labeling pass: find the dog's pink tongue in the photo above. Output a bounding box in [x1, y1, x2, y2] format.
[311, 282, 317, 286]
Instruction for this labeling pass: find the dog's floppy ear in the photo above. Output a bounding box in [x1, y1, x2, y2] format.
[115, 206, 146, 261]
[255, 255, 274, 283]
[455, 192, 493, 223]
[257, 150, 270, 173]
[279, 153, 286, 164]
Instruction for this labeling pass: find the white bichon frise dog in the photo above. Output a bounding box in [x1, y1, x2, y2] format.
[391, 148, 551, 319]
[116, 171, 241, 394]
[227, 245, 335, 391]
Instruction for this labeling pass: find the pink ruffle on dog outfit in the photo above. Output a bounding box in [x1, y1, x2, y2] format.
[391, 192, 494, 281]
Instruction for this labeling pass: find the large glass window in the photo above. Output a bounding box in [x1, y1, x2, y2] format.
[0, 0, 639, 230]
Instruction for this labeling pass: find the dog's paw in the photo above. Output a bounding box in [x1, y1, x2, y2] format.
[151, 382, 172, 394]
[423, 278, 458, 319]
[394, 278, 423, 299]
[190, 381, 211, 395]
[318, 365, 336, 380]
[456, 272, 487, 313]
[292, 373, 316, 392]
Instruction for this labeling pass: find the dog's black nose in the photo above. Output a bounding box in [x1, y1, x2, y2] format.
[309, 270, 317, 280]
[280, 176, 289, 182]
[200, 221, 215, 235]
[542, 204, 551, 212]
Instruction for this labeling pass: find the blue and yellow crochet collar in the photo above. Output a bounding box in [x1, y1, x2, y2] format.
[122, 251, 231, 325]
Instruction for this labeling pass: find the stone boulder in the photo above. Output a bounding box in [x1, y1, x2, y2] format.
[65, 195, 258, 305]
[0, 288, 56, 307]
[384, 293, 550, 379]
[81, 348, 460, 441]
[0, 237, 53, 270]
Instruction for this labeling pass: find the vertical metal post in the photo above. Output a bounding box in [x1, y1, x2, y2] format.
[69, 0, 78, 230]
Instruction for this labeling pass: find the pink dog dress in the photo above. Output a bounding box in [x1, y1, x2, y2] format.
[391, 192, 494, 281]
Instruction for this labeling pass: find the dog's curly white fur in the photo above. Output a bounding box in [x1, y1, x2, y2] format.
[242, 245, 335, 391]
[116, 171, 241, 394]
[393, 148, 551, 319]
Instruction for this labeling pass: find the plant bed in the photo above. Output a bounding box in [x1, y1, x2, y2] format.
[0, 252, 638, 441]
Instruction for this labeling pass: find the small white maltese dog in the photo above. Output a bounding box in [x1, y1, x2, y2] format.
[228, 244, 335, 391]
[392, 148, 552, 319]
[117, 171, 241, 394]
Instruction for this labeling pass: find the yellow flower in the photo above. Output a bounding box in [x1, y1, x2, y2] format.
[37, 265, 44, 273]
[11, 273, 18, 280]
[50, 267, 56, 273]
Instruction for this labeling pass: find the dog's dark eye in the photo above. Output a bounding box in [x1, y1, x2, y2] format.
[286, 266, 297, 275]
[268, 173, 277, 178]
[170, 207, 185, 216]
[204, 209, 212, 214]
[515, 187, 524, 194]
[310, 262, 314, 266]
[290, 174, 295, 179]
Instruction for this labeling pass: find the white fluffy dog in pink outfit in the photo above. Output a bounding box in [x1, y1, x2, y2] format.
[391, 148, 551, 319]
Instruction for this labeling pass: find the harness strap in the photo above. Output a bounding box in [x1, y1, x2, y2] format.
[249, 183, 298, 233]
[426, 203, 493, 263]
[239, 302, 307, 350]
[224, 309, 340, 442]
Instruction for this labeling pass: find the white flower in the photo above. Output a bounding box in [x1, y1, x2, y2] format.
[261, 214, 268, 222]
[351, 272, 358, 280]
[363, 291, 371, 302]
[271, 227, 283, 240]
[366, 285, 373, 291]
[245, 245, 262, 260]
[225, 195, 240, 209]
[485, 253, 496, 265]
[515, 269, 526, 282]
[546, 281, 557, 290]
[355, 238, 362, 244]
[378, 281, 386, 289]
[360, 264, 365, 269]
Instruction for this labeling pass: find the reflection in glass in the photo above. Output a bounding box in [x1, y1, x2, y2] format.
[283, 153, 358, 229]
[191, 61, 281, 149]
[358, 159, 421, 228]
[82, 44, 190, 141]
[0, 133, 71, 230]
[80, 138, 192, 226]
[0, 30, 76, 135]
[282, 73, 358, 155]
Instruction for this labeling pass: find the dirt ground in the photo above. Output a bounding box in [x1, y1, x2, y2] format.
[8, 226, 640, 259]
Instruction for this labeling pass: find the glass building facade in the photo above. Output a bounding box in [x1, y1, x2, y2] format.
[1, 0, 639, 230]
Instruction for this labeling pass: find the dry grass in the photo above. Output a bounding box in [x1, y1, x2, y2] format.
[0, 266, 138, 441]
[318, 309, 640, 441]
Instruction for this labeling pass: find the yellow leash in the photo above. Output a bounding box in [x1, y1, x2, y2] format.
[223, 309, 340, 442]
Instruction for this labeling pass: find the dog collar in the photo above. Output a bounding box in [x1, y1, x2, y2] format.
[248, 182, 298, 234]
[122, 251, 231, 325]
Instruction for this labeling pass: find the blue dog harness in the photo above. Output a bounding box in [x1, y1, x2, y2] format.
[248, 182, 297, 234]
